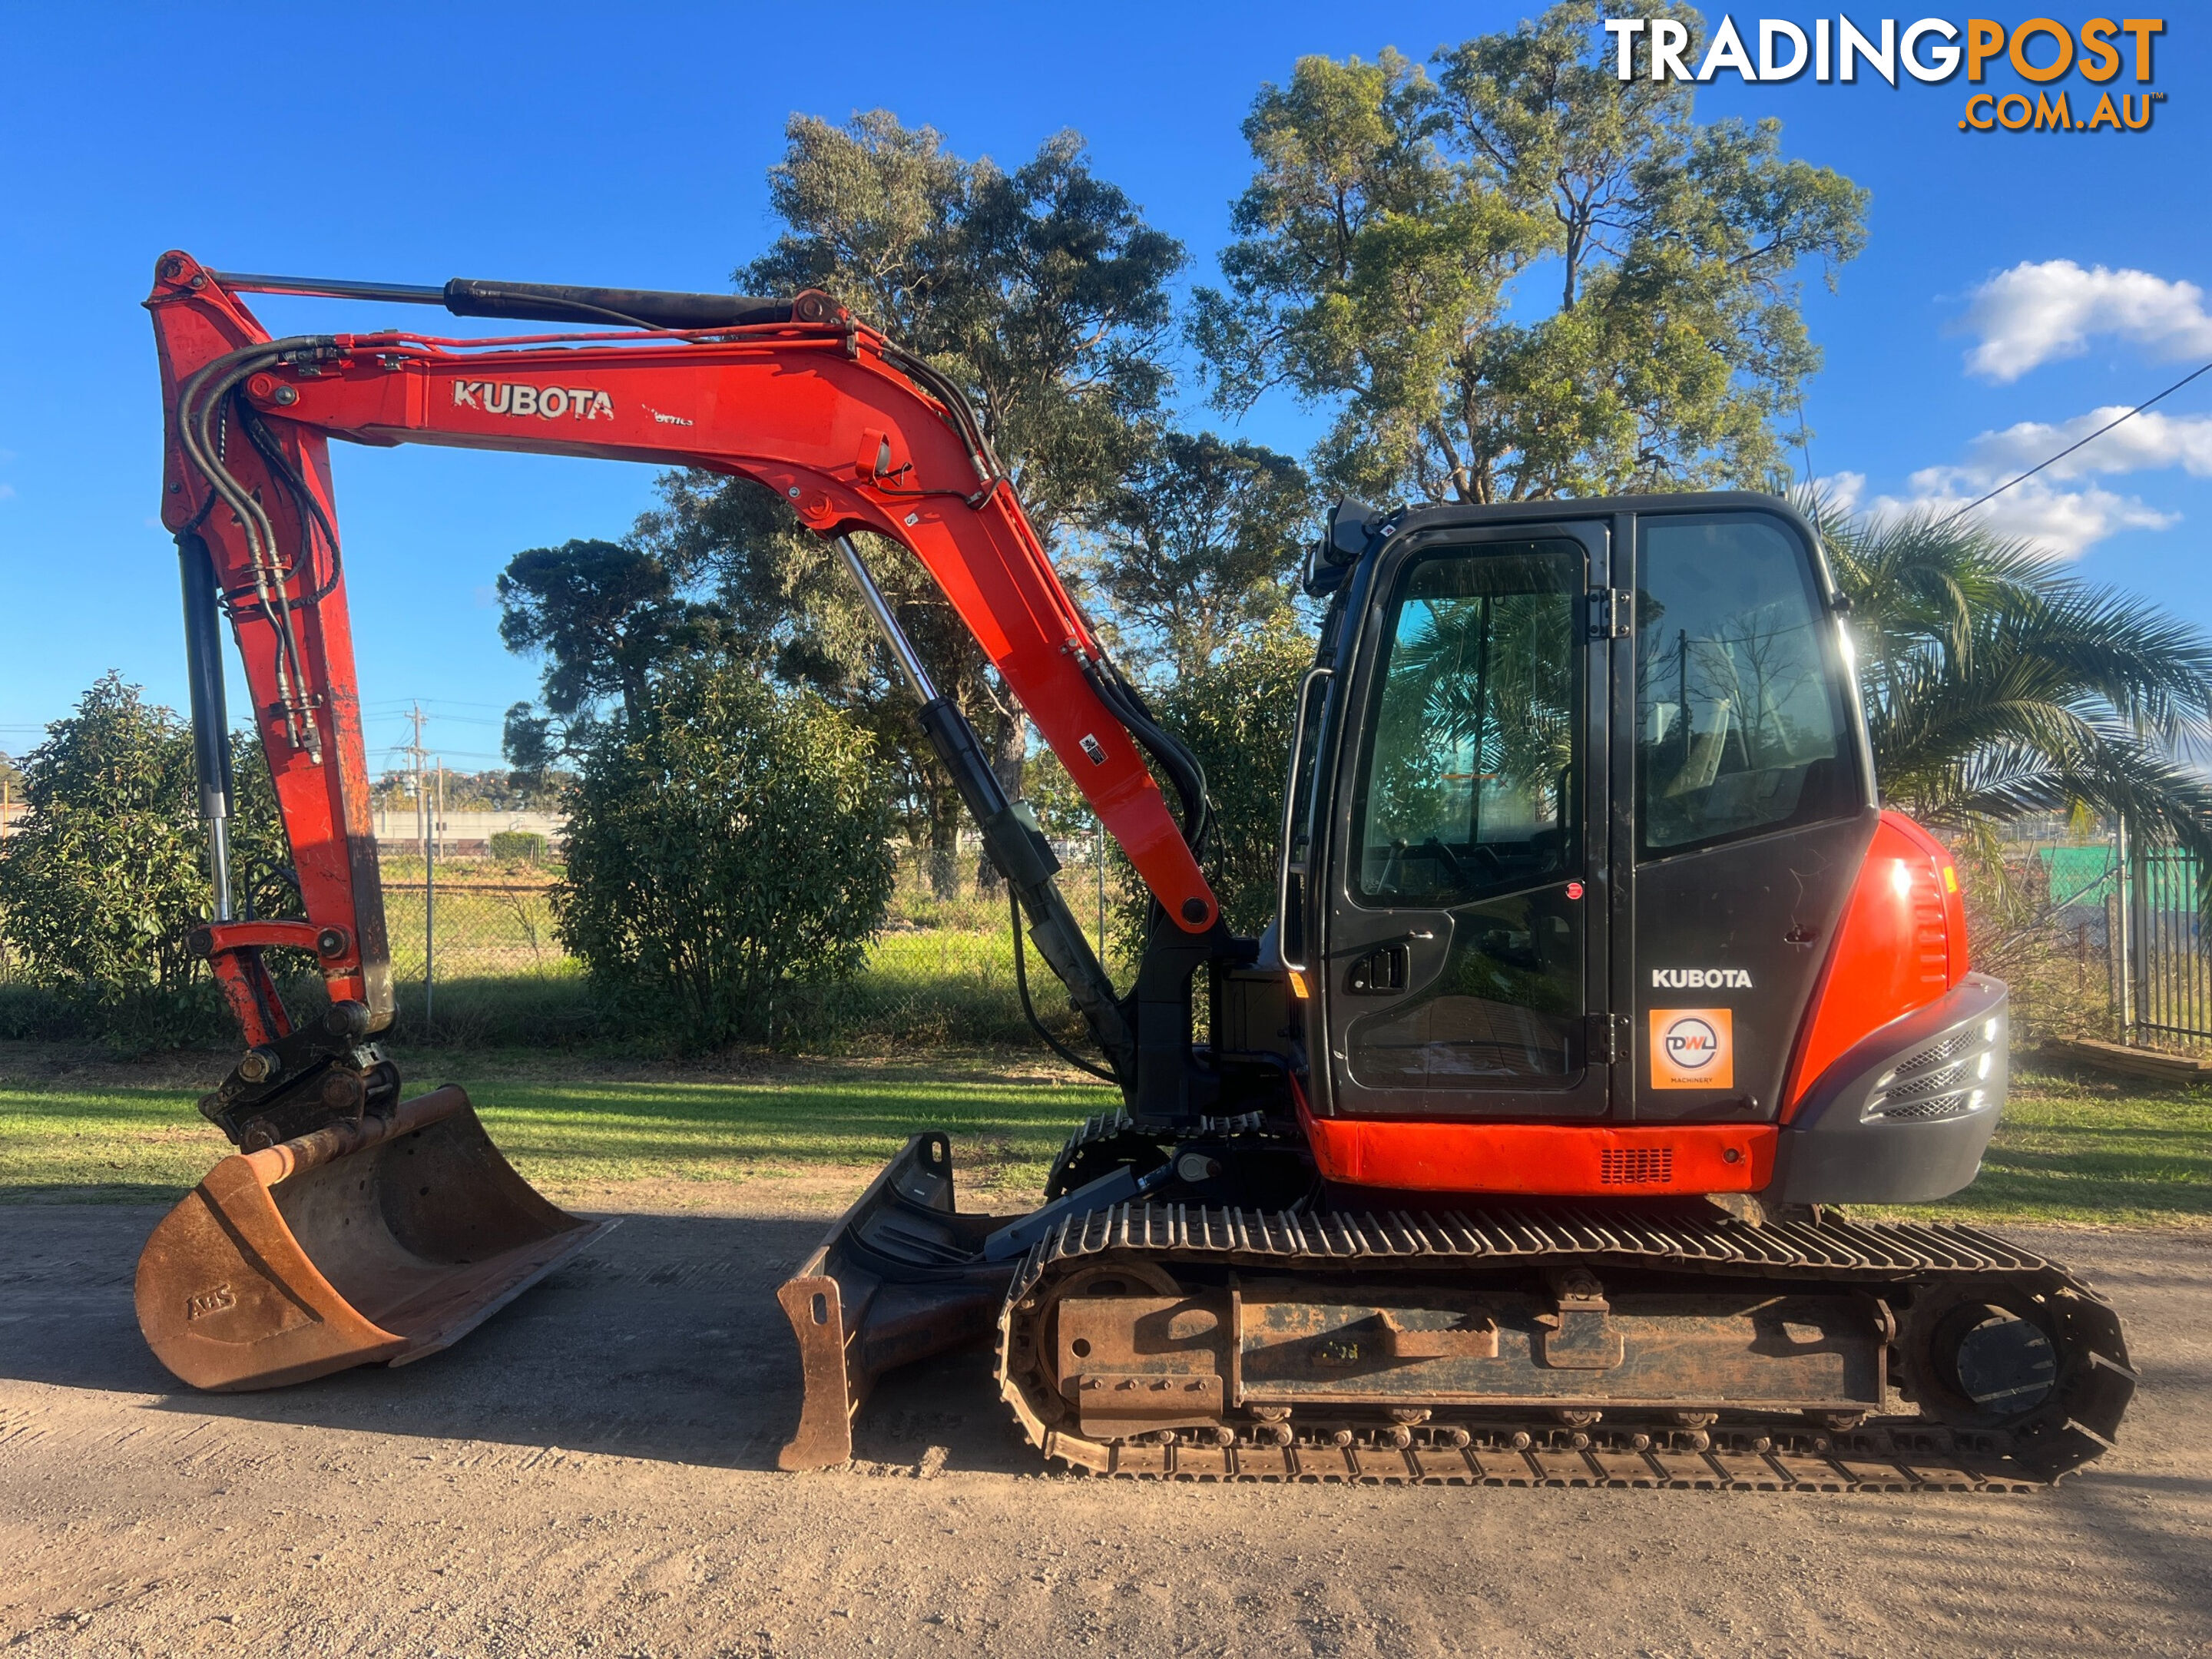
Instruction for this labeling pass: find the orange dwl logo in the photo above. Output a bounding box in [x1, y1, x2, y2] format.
[1650, 1008, 1734, 1091]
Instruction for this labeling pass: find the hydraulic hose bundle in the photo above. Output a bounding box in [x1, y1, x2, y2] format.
[171, 336, 345, 764]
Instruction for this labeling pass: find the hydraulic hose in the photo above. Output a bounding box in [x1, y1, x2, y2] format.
[1081, 657, 1212, 860]
[172, 336, 343, 761]
[1010, 887, 1118, 1083]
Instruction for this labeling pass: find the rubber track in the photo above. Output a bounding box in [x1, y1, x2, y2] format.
[1065, 1429, 2040, 1492]
[999, 1200, 2136, 1488]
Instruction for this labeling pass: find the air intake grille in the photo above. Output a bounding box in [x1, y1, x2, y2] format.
[1899, 1027, 1978, 1073]
[1863, 1015, 1998, 1123]
[1873, 1092, 1975, 1122]
[1600, 1147, 1675, 1186]
[1883, 1060, 1969, 1102]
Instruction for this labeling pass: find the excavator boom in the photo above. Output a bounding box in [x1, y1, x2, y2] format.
[150, 253, 1217, 969]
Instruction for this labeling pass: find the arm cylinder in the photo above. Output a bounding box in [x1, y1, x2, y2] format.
[206, 270, 819, 331]
[835, 538, 1134, 1079]
[177, 532, 237, 922]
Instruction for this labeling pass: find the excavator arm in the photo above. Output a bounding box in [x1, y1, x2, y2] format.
[148, 250, 1224, 1145]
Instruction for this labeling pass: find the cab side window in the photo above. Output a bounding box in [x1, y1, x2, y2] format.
[1636, 516, 1850, 857]
[1354, 545, 1582, 907]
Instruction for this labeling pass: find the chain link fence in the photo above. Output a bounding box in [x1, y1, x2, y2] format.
[351, 826, 2212, 1056]
[376, 837, 1128, 1046]
[24, 810, 2197, 1057]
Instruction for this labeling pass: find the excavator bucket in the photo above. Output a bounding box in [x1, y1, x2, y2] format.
[777, 1134, 1020, 1469]
[137, 1085, 608, 1391]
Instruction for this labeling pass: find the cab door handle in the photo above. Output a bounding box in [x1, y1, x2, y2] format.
[1347, 944, 1410, 995]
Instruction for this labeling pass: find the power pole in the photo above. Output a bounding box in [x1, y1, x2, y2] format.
[407, 703, 435, 1029]
[2114, 812, 2133, 1045]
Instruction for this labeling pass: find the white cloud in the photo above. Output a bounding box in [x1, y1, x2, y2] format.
[1810, 470, 1866, 514]
[1821, 394, 2212, 559]
[1959, 408, 2212, 482]
[0, 484, 14, 502]
[1962, 260, 2212, 382]
[1863, 471, 2175, 558]
[1814, 462, 2178, 561]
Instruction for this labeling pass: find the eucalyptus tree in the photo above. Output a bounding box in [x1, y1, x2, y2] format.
[643, 111, 1185, 893]
[1082, 431, 1314, 682]
[492, 114, 1184, 895]
[1194, 2, 1868, 505]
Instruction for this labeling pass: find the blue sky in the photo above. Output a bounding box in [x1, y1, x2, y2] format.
[2, 3, 2206, 778]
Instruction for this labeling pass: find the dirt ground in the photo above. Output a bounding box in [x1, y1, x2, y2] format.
[3, 1191, 2208, 1659]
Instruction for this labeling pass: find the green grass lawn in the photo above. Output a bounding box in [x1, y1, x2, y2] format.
[2, 1048, 2205, 1226]
[0, 1048, 1116, 1207]
[1862, 1064, 2212, 1228]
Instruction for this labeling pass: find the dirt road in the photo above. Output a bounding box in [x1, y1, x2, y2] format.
[3, 1195, 2207, 1657]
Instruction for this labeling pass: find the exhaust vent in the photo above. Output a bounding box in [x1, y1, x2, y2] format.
[1600, 1147, 1675, 1187]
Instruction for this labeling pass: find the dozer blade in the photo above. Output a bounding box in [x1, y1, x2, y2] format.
[137, 1085, 608, 1391]
[777, 1133, 1022, 1470]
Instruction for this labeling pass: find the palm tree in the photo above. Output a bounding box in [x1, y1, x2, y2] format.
[1803, 494, 2212, 901]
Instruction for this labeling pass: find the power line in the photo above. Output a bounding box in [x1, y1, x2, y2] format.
[1937, 358, 2212, 527]
[363, 696, 518, 713]
[370, 747, 511, 764]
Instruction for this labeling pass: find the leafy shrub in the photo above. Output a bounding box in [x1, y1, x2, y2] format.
[488, 830, 549, 864]
[555, 657, 896, 1046]
[1158, 628, 1317, 935]
[0, 674, 293, 1046]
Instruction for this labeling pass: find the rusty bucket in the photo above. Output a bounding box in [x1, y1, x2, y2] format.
[137, 1085, 608, 1391]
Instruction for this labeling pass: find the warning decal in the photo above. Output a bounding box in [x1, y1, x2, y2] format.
[1649, 1008, 1734, 1090]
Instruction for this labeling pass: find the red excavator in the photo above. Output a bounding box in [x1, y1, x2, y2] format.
[138, 253, 2133, 1488]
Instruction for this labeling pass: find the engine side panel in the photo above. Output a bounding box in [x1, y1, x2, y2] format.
[1631, 811, 1878, 1123]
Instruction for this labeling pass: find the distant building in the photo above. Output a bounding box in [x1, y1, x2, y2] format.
[373, 807, 565, 858]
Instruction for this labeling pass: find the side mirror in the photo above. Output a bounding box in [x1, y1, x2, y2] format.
[1304, 497, 1385, 598]
[1328, 498, 1382, 563]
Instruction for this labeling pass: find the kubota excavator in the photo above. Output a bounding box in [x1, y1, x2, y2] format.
[138, 252, 2134, 1488]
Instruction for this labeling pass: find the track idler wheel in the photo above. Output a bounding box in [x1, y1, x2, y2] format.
[1898, 1273, 2136, 1480]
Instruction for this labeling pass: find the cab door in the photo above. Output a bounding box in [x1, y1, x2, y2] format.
[1313, 522, 1614, 1121]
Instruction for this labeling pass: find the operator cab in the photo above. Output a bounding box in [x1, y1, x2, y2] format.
[1280, 494, 1876, 1128]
